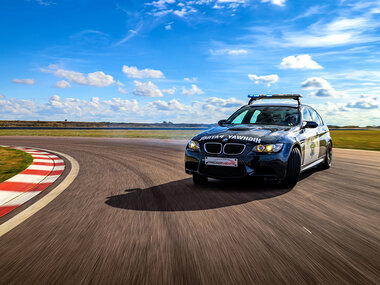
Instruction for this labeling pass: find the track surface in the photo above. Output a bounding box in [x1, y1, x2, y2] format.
[0, 137, 379, 284]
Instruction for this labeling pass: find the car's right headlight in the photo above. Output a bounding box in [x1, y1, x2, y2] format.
[188, 140, 200, 151]
[252, 143, 283, 153]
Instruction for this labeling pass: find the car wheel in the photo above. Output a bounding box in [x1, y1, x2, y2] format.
[321, 142, 332, 169]
[193, 173, 208, 185]
[281, 147, 301, 189]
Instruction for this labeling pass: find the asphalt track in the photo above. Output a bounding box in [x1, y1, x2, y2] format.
[0, 137, 379, 284]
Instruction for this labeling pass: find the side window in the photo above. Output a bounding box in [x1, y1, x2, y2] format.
[302, 107, 312, 122]
[309, 108, 323, 126]
[249, 110, 261, 123]
[231, 110, 248, 124]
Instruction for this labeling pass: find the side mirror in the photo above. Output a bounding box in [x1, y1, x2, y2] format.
[302, 121, 318, 129]
[218, 119, 227, 126]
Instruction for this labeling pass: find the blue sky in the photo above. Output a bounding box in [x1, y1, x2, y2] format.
[0, 0, 379, 125]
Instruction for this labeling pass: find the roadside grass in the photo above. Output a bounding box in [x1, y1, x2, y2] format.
[0, 146, 33, 183]
[0, 129, 379, 151]
[330, 130, 380, 151]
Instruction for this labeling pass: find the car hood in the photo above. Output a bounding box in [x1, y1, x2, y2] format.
[193, 124, 298, 144]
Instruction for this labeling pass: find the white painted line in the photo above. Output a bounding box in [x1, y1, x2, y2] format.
[31, 155, 51, 159]
[7, 174, 46, 183]
[0, 191, 40, 207]
[28, 165, 55, 171]
[40, 175, 61, 183]
[32, 159, 54, 163]
[0, 149, 79, 237]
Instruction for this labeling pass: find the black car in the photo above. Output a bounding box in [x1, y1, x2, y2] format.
[185, 94, 332, 188]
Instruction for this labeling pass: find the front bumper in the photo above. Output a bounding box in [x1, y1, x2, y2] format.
[185, 144, 292, 180]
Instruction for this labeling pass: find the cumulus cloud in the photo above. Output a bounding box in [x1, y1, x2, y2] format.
[182, 84, 204, 95]
[162, 87, 176, 94]
[41, 65, 115, 87]
[184, 77, 197, 82]
[148, 99, 188, 111]
[248, 74, 278, 86]
[301, 77, 346, 97]
[12, 78, 35, 85]
[122, 65, 165, 79]
[118, 87, 127, 94]
[210, 49, 248, 56]
[133, 80, 163, 97]
[0, 95, 38, 115]
[261, 0, 286, 7]
[54, 80, 71, 89]
[280, 54, 322, 70]
[205, 97, 245, 108]
[346, 95, 378, 109]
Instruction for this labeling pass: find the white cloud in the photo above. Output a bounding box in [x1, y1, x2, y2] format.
[148, 99, 188, 111]
[118, 86, 127, 94]
[182, 84, 204, 95]
[162, 87, 176, 94]
[261, 0, 286, 7]
[54, 80, 71, 89]
[346, 95, 378, 109]
[122, 65, 165, 79]
[280, 54, 322, 70]
[210, 49, 248, 56]
[41, 66, 115, 87]
[12, 78, 35, 85]
[248, 74, 278, 86]
[0, 96, 37, 115]
[301, 77, 346, 97]
[205, 97, 245, 108]
[133, 80, 163, 97]
[184, 77, 197, 82]
[165, 23, 173, 30]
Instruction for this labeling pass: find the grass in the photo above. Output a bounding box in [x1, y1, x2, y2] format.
[330, 130, 380, 151]
[0, 129, 379, 151]
[0, 146, 33, 183]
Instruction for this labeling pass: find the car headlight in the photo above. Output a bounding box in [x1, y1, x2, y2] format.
[253, 143, 283, 153]
[188, 140, 200, 151]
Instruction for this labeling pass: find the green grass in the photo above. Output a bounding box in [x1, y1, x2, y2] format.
[330, 130, 380, 151]
[0, 129, 379, 151]
[0, 146, 34, 183]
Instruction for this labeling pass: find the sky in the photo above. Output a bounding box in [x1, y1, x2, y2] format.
[0, 0, 379, 126]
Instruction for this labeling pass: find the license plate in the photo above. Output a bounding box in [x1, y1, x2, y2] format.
[205, 157, 238, 167]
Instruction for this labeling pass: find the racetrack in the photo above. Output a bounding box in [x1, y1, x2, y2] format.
[0, 137, 379, 284]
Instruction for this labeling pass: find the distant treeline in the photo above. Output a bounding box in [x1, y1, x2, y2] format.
[0, 120, 216, 129]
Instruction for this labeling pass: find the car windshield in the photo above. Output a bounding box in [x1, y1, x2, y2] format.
[226, 106, 299, 126]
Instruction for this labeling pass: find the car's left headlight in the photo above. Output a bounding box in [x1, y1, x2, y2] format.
[252, 143, 283, 153]
[188, 140, 200, 151]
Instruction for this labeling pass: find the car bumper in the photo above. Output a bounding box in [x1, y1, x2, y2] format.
[185, 144, 292, 180]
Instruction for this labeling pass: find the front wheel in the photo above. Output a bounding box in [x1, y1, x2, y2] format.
[281, 147, 301, 189]
[193, 173, 208, 185]
[321, 142, 332, 169]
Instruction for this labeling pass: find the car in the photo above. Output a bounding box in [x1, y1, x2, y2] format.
[185, 94, 332, 188]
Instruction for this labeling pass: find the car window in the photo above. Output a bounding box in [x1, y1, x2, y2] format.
[309, 108, 323, 125]
[249, 110, 261, 123]
[231, 110, 248, 124]
[227, 106, 299, 126]
[302, 107, 312, 122]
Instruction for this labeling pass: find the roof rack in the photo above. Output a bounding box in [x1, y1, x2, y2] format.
[248, 94, 302, 106]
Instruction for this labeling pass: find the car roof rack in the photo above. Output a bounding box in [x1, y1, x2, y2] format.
[248, 94, 302, 106]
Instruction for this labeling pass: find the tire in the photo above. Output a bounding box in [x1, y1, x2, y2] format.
[281, 147, 301, 189]
[321, 142, 332, 169]
[193, 173, 208, 185]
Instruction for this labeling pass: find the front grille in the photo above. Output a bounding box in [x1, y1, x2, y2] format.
[199, 164, 246, 178]
[224, 143, 245, 155]
[204, 142, 222, 154]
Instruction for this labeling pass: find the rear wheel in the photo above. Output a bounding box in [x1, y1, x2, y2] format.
[281, 147, 301, 189]
[321, 142, 332, 169]
[193, 173, 208, 185]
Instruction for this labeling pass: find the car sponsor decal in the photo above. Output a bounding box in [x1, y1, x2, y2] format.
[199, 135, 261, 143]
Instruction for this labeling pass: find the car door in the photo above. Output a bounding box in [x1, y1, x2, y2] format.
[309, 108, 328, 157]
[301, 107, 320, 166]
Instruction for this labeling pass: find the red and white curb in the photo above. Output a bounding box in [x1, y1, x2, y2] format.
[0, 146, 65, 218]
